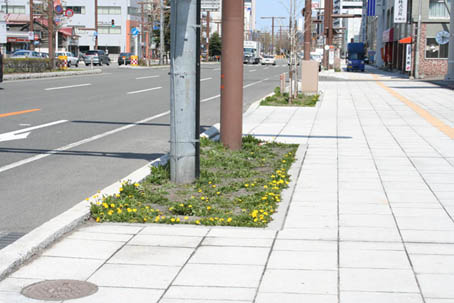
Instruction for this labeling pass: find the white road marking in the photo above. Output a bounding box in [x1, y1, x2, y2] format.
[19, 124, 31, 126]
[243, 78, 269, 88]
[0, 114, 168, 174]
[201, 77, 213, 82]
[0, 120, 68, 143]
[201, 78, 269, 103]
[127, 86, 162, 95]
[249, 69, 257, 72]
[213, 68, 220, 71]
[136, 75, 160, 80]
[4, 73, 112, 83]
[45, 83, 91, 91]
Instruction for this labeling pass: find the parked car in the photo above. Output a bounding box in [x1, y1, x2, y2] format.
[11, 50, 41, 58]
[39, 52, 49, 58]
[56, 52, 79, 67]
[118, 52, 133, 65]
[84, 50, 110, 66]
[261, 55, 276, 65]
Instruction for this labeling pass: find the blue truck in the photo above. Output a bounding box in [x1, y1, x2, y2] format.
[347, 42, 366, 72]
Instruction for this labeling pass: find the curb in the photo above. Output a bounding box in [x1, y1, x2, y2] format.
[4, 69, 103, 81]
[0, 127, 220, 282]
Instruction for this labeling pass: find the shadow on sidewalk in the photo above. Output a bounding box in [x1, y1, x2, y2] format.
[252, 134, 353, 139]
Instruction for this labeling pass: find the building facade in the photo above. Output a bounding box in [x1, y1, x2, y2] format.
[367, 0, 451, 78]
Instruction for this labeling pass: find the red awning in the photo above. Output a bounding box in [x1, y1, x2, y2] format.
[59, 27, 73, 37]
[399, 36, 412, 44]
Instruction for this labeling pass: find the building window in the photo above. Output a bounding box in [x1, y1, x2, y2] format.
[425, 38, 449, 58]
[98, 26, 121, 35]
[429, 0, 451, 18]
[98, 6, 121, 15]
[128, 7, 139, 16]
[1, 5, 26, 14]
[64, 6, 85, 14]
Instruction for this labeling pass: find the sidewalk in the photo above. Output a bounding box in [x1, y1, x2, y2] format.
[1, 69, 453, 303]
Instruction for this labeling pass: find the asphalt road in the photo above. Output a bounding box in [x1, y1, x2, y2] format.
[0, 61, 288, 246]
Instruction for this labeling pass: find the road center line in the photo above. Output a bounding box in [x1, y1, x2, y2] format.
[127, 87, 163, 95]
[1, 120, 68, 136]
[136, 75, 160, 80]
[0, 113, 169, 174]
[0, 109, 41, 118]
[201, 77, 213, 82]
[45, 83, 91, 91]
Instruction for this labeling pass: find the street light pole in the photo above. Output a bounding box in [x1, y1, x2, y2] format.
[220, 0, 244, 150]
[47, 0, 54, 69]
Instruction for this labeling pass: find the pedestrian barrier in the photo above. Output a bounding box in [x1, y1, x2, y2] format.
[57, 55, 68, 70]
[131, 56, 138, 66]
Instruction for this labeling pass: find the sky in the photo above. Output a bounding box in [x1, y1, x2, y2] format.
[255, 0, 306, 31]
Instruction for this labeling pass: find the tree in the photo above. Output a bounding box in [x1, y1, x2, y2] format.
[209, 32, 222, 57]
[152, 0, 171, 53]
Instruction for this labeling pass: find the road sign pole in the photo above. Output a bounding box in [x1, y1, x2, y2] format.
[447, 0, 454, 80]
[170, 0, 198, 183]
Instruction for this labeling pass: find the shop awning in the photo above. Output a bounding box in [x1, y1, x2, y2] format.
[399, 36, 412, 44]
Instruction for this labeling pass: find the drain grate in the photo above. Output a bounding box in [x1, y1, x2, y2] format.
[21, 280, 98, 301]
[0, 232, 26, 249]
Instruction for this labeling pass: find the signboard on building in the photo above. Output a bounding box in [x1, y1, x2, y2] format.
[201, 0, 220, 12]
[0, 13, 6, 44]
[405, 44, 411, 72]
[394, 0, 407, 23]
[329, 46, 335, 65]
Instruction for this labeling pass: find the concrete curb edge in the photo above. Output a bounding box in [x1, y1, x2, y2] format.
[4, 69, 103, 81]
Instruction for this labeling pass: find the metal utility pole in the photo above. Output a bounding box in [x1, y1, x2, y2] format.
[415, 0, 423, 78]
[47, 0, 54, 69]
[261, 16, 286, 54]
[140, 2, 145, 59]
[95, 0, 98, 49]
[324, 0, 333, 69]
[205, 11, 210, 60]
[29, 0, 34, 50]
[169, 0, 198, 183]
[304, 0, 312, 60]
[220, 0, 244, 150]
[446, 0, 454, 80]
[159, 0, 165, 64]
[289, 0, 294, 101]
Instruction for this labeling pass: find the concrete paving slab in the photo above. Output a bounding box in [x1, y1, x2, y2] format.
[11, 256, 103, 280]
[201, 237, 273, 248]
[267, 250, 337, 270]
[340, 291, 423, 303]
[188, 246, 270, 265]
[255, 292, 337, 303]
[108, 245, 193, 266]
[410, 254, 454, 274]
[173, 264, 263, 288]
[340, 268, 419, 292]
[128, 235, 202, 248]
[62, 287, 163, 303]
[163, 286, 255, 301]
[340, 249, 411, 269]
[258, 269, 337, 295]
[417, 274, 454, 298]
[88, 263, 180, 289]
[42, 238, 125, 260]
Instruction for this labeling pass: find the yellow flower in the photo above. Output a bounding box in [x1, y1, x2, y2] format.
[254, 218, 258, 222]
[115, 194, 120, 198]
[282, 160, 286, 163]
[102, 203, 109, 209]
[245, 184, 249, 187]
[171, 218, 176, 222]
[263, 185, 268, 189]
[176, 218, 180, 222]
[216, 192, 221, 195]
[198, 189, 203, 193]
[184, 216, 189, 220]
[127, 208, 132, 213]
[179, 203, 184, 207]
[209, 217, 214, 222]
[119, 187, 124, 192]
[110, 203, 115, 208]
[96, 217, 100, 222]
[117, 209, 123, 214]
[134, 183, 139, 187]
[133, 208, 137, 212]
[143, 217, 148, 222]
[212, 185, 216, 188]
[188, 205, 193, 208]
[227, 217, 232, 223]
[207, 206, 211, 210]
[201, 197, 205, 200]
[195, 220, 201, 225]
[108, 210, 113, 215]
[155, 216, 160, 222]
[208, 181, 212, 184]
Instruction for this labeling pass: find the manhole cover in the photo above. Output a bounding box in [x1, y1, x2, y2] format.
[21, 279, 98, 301]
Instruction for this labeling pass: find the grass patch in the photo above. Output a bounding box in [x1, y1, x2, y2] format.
[90, 136, 298, 227]
[260, 87, 319, 107]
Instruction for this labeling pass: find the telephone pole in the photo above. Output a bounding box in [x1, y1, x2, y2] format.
[29, 0, 34, 50]
[47, 0, 54, 69]
[304, 0, 311, 60]
[169, 0, 199, 183]
[205, 11, 210, 60]
[159, 0, 165, 64]
[260, 16, 286, 54]
[95, 0, 98, 49]
[447, 0, 454, 80]
[221, 0, 244, 150]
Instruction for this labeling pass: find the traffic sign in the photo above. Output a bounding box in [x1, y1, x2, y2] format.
[65, 8, 74, 18]
[55, 5, 64, 14]
[131, 27, 140, 36]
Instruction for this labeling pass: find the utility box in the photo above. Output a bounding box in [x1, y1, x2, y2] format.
[301, 60, 319, 94]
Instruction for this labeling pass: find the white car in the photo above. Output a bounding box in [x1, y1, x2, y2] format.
[261, 55, 276, 65]
[56, 52, 79, 67]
